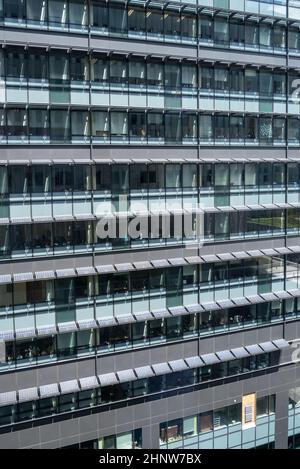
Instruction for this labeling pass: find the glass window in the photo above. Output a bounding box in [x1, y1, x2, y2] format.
[128, 7, 145, 35]
[28, 50, 48, 81]
[183, 416, 197, 438]
[165, 114, 181, 143]
[245, 20, 259, 48]
[26, 0, 47, 27]
[182, 64, 197, 89]
[199, 14, 213, 42]
[69, 0, 88, 31]
[182, 12, 197, 41]
[59, 393, 77, 412]
[129, 60, 145, 86]
[260, 23, 272, 49]
[116, 431, 133, 449]
[182, 114, 197, 142]
[49, 47, 68, 81]
[92, 111, 110, 140]
[148, 113, 164, 141]
[32, 223, 52, 251]
[245, 68, 258, 94]
[129, 112, 146, 141]
[214, 407, 228, 429]
[91, 55, 108, 84]
[183, 164, 197, 188]
[29, 109, 49, 142]
[7, 109, 28, 141]
[50, 110, 70, 142]
[91, 0, 108, 32]
[71, 110, 90, 141]
[214, 16, 229, 44]
[70, 53, 89, 82]
[52, 165, 73, 192]
[111, 112, 128, 141]
[110, 4, 127, 35]
[4, 0, 26, 24]
[48, 0, 68, 29]
[199, 411, 213, 433]
[165, 63, 181, 89]
[215, 66, 229, 92]
[164, 10, 180, 38]
[146, 8, 163, 36]
[9, 165, 31, 194]
[288, 118, 300, 144]
[166, 164, 181, 189]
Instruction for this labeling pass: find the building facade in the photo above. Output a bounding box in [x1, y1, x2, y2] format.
[0, 0, 300, 449]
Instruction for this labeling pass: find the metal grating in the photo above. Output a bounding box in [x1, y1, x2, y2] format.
[152, 309, 169, 319]
[115, 263, 134, 272]
[57, 321, 77, 333]
[0, 391, 17, 407]
[245, 344, 265, 355]
[56, 269, 76, 278]
[259, 341, 278, 353]
[79, 376, 99, 390]
[185, 304, 204, 313]
[18, 387, 39, 403]
[168, 258, 187, 266]
[37, 325, 57, 336]
[117, 369, 137, 383]
[185, 356, 204, 368]
[76, 267, 96, 276]
[200, 353, 220, 365]
[134, 366, 154, 379]
[77, 320, 97, 330]
[116, 315, 135, 325]
[60, 380, 80, 394]
[168, 306, 187, 316]
[39, 384, 60, 398]
[201, 302, 220, 311]
[151, 259, 170, 268]
[98, 373, 119, 387]
[216, 350, 235, 362]
[152, 363, 172, 376]
[134, 311, 153, 322]
[96, 265, 115, 274]
[13, 272, 34, 282]
[231, 347, 250, 359]
[272, 338, 289, 349]
[15, 328, 36, 339]
[35, 270, 55, 280]
[168, 359, 188, 372]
